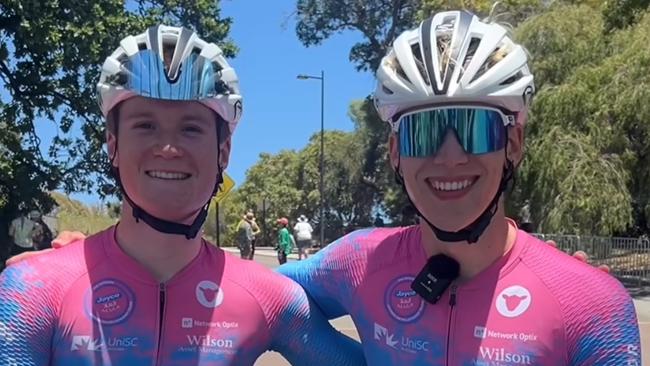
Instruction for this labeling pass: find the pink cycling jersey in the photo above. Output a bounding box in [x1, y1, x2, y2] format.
[0, 226, 364, 365]
[279, 224, 642, 365]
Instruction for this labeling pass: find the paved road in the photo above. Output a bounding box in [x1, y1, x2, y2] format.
[230, 248, 650, 366]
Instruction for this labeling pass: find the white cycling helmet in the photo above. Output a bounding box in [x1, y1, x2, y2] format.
[374, 10, 534, 128]
[97, 24, 242, 132]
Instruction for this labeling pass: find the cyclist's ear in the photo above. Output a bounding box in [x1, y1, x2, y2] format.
[218, 136, 232, 170]
[388, 133, 399, 170]
[106, 131, 118, 167]
[507, 123, 524, 167]
[105, 108, 119, 167]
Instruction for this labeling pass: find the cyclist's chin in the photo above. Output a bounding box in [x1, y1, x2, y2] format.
[135, 197, 204, 223]
[417, 194, 491, 233]
[421, 211, 482, 233]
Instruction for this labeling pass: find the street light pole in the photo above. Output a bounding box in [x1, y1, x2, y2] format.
[297, 71, 326, 248]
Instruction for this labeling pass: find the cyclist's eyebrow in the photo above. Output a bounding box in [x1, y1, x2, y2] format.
[122, 111, 154, 120]
[121, 111, 209, 124]
[179, 114, 211, 124]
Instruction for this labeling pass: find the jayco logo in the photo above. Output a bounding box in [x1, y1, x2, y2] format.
[384, 276, 425, 323]
[96, 292, 121, 304]
[395, 290, 416, 298]
[495, 285, 531, 318]
[85, 279, 135, 325]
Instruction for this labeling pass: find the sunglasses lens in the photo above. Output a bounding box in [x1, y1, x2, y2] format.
[398, 108, 508, 157]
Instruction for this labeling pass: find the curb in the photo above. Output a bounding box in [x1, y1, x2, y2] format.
[221, 247, 301, 260]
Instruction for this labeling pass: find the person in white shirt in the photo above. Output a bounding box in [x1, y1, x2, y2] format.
[293, 215, 313, 260]
[8, 210, 38, 256]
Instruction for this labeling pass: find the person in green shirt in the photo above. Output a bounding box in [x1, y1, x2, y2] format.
[276, 217, 293, 264]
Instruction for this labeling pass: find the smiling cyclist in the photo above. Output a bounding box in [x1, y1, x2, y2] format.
[3, 11, 637, 366]
[278, 10, 641, 365]
[0, 25, 364, 366]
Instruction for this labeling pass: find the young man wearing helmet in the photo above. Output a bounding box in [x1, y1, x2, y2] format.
[3, 12, 627, 366]
[277, 11, 641, 365]
[0, 25, 364, 365]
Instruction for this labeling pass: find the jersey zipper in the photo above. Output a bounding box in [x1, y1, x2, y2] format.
[155, 283, 167, 365]
[446, 284, 458, 366]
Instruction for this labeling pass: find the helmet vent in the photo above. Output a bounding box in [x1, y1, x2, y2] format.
[211, 61, 223, 73]
[117, 52, 129, 65]
[471, 44, 508, 84]
[411, 42, 429, 86]
[162, 42, 175, 69]
[458, 37, 481, 82]
[436, 35, 451, 78]
[394, 59, 409, 84]
[500, 70, 523, 85]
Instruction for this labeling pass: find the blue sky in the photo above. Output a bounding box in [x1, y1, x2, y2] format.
[49, 0, 376, 205]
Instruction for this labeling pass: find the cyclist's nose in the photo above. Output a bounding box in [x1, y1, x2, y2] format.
[432, 130, 469, 167]
[153, 132, 184, 159]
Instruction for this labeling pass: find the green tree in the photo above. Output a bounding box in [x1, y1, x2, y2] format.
[295, 0, 420, 72]
[217, 129, 381, 246]
[515, 5, 606, 89]
[294, 0, 601, 73]
[228, 150, 304, 246]
[347, 98, 416, 225]
[602, 0, 650, 31]
[512, 6, 650, 235]
[301, 130, 376, 238]
[204, 194, 242, 247]
[0, 0, 235, 257]
[418, 0, 547, 25]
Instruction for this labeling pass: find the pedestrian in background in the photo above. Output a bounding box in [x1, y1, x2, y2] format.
[293, 214, 313, 260]
[247, 210, 261, 259]
[276, 217, 293, 265]
[8, 210, 38, 256]
[235, 212, 254, 259]
[30, 211, 54, 250]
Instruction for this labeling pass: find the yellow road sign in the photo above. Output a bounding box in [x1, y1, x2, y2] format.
[214, 173, 235, 203]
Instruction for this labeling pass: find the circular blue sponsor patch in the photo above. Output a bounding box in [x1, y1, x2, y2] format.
[85, 279, 135, 325]
[384, 275, 425, 323]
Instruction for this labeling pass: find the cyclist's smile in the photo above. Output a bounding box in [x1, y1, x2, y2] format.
[425, 175, 480, 201]
[145, 170, 192, 181]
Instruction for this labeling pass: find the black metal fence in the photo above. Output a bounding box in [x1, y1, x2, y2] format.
[533, 233, 650, 290]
